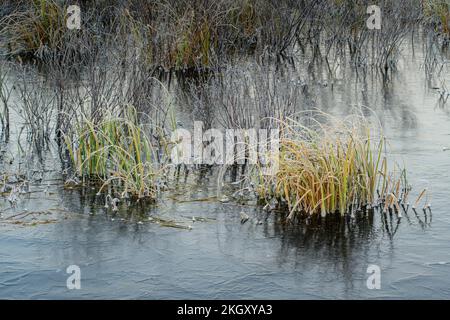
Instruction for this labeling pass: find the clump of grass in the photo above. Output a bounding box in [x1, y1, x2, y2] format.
[120, 0, 303, 71]
[423, 0, 450, 39]
[0, 0, 67, 59]
[252, 112, 410, 218]
[64, 106, 165, 199]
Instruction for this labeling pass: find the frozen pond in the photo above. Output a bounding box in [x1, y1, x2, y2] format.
[1, 39, 450, 299]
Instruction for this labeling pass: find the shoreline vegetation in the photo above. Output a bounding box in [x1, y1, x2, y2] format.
[0, 0, 441, 220]
[0, 1, 448, 70]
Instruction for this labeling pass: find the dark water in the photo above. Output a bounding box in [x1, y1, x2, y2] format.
[1, 41, 450, 299]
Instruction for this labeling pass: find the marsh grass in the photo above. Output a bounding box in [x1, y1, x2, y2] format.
[0, 63, 12, 138]
[424, 0, 450, 39]
[0, 0, 440, 72]
[250, 112, 411, 218]
[0, 0, 67, 59]
[113, 0, 309, 71]
[0, 0, 436, 215]
[64, 106, 165, 199]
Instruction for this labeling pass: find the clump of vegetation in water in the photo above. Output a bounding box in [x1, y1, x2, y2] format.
[0, 0, 67, 60]
[0, 0, 444, 73]
[64, 106, 166, 199]
[0, 0, 299, 68]
[251, 112, 412, 218]
[119, 0, 304, 70]
[423, 0, 450, 41]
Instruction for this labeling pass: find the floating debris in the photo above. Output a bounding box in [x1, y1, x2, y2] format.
[111, 198, 120, 212]
[159, 222, 192, 230]
[170, 196, 218, 203]
[181, 215, 216, 223]
[64, 177, 79, 188]
[147, 216, 193, 230]
[240, 211, 249, 224]
[0, 209, 70, 227]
